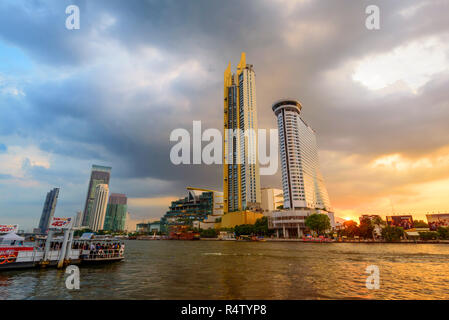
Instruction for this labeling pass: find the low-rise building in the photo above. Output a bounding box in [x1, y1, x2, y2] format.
[136, 222, 149, 233]
[216, 210, 264, 229]
[161, 187, 223, 232]
[136, 221, 161, 234]
[148, 221, 161, 233]
[268, 209, 335, 238]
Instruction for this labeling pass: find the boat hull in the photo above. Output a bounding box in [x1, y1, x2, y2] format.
[81, 257, 124, 265]
[0, 261, 36, 271]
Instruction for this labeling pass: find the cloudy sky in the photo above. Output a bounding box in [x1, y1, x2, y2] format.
[1, 0, 448, 230]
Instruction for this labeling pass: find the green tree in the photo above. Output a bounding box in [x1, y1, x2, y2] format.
[418, 231, 438, 240]
[233, 217, 273, 237]
[74, 228, 93, 237]
[96, 229, 112, 235]
[358, 217, 375, 239]
[200, 229, 218, 238]
[381, 226, 404, 242]
[253, 216, 273, 236]
[372, 216, 386, 226]
[305, 214, 331, 236]
[414, 220, 429, 228]
[338, 220, 360, 238]
[234, 224, 254, 236]
[436, 227, 449, 240]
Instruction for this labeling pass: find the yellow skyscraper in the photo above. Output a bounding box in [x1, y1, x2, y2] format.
[223, 53, 261, 214]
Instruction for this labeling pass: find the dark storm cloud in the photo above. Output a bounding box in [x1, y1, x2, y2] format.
[0, 0, 448, 225]
[0, 0, 91, 65]
[314, 73, 449, 158]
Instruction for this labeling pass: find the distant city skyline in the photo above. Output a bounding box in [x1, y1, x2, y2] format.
[1, 1, 449, 230]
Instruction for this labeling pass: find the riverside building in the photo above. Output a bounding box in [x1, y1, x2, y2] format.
[269, 99, 334, 238]
[89, 184, 109, 232]
[223, 52, 261, 213]
[37, 188, 60, 234]
[104, 193, 128, 232]
[136, 221, 161, 234]
[82, 165, 111, 227]
[160, 187, 224, 233]
[260, 188, 284, 214]
[221, 52, 264, 228]
[74, 211, 83, 228]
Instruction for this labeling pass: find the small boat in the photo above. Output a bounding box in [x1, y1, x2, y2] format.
[74, 238, 125, 265]
[169, 231, 200, 240]
[217, 231, 236, 241]
[302, 235, 334, 243]
[251, 236, 266, 242]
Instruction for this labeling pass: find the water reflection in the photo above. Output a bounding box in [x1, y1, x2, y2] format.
[1, 241, 449, 299]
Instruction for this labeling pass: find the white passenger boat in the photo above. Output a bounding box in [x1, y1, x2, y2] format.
[0, 232, 125, 271]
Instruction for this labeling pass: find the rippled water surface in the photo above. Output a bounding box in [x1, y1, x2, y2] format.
[1, 240, 449, 299]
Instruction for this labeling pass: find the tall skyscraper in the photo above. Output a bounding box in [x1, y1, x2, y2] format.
[89, 184, 109, 231]
[272, 99, 331, 211]
[223, 52, 261, 213]
[37, 188, 60, 234]
[124, 212, 131, 232]
[74, 211, 83, 228]
[104, 193, 128, 232]
[82, 165, 111, 226]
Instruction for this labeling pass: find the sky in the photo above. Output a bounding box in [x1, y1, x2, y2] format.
[0, 0, 449, 231]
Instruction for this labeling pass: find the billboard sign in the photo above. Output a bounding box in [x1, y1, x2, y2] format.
[50, 217, 73, 229]
[426, 214, 449, 231]
[0, 247, 33, 265]
[0, 224, 19, 233]
[386, 215, 414, 230]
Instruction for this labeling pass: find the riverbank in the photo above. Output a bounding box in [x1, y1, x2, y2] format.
[134, 237, 449, 244]
[198, 238, 449, 243]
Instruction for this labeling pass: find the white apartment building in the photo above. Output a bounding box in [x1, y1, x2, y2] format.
[270, 99, 334, 238]
[260, 188, 284, 214]
[272, 99, 331, 211]
[89, 184, 109, 231]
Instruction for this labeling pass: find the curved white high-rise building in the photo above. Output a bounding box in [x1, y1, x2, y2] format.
[272, 99, 331, 212]
[89, 184, 109, 231]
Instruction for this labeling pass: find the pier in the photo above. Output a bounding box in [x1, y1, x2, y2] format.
[0, 221, 124, 271]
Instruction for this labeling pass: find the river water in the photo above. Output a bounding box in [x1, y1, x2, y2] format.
[1, 240, 449, 300]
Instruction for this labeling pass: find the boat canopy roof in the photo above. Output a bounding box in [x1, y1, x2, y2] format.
[0, 232, 25, 241]
[79, 232, 95, 240]
[74, 238, 124, 242]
